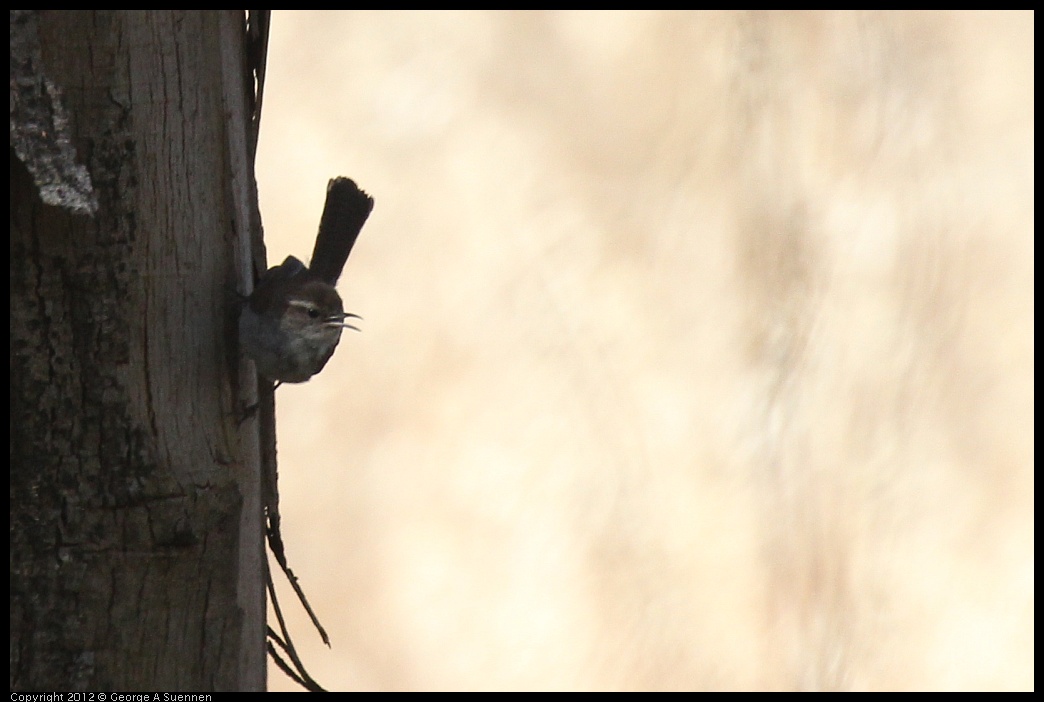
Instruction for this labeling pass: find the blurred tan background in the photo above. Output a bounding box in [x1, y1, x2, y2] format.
[254, 11, 1033, 691]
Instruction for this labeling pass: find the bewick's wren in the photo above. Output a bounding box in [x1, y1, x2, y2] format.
[240, 177, 374, 384]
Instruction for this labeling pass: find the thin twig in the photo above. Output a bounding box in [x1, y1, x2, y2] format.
[266, 559, 328, 691]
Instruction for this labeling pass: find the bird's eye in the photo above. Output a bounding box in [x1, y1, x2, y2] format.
[307, 307, 320, 319]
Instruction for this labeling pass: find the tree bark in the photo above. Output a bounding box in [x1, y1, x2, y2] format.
[10, 10, 265, 691]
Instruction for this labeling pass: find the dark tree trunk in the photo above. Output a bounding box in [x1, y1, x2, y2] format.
[10, 10, 265, 691]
